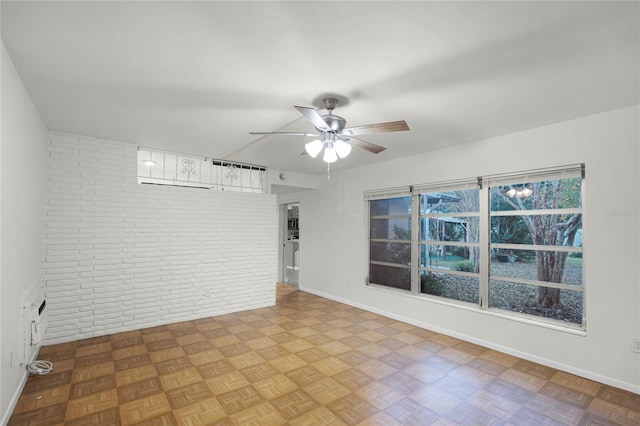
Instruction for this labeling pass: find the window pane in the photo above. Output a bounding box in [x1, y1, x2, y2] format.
[370, 218, 411, 240]
[370, 197, 411, 216]
[490, 178, 582, 211]
[370, 241, 411, 265]
[370, 264, 411, 291]
[420, 217, 479, 242]
[489, 280, 583, 325]
[491, 249, 582, 286]
[420, 271, 479, 304]
[420, 189, 479, 214]
[490, 215, 582, 246]
[420, 244, 479, 273]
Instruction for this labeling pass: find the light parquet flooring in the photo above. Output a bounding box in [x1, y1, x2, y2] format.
[8, 283, 640, 425]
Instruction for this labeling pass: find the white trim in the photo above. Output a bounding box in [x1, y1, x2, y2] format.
[491, 243, 582, 253]
[364, 186, 411, 200]
[413, 177, 480, 194]
[483, 163, 584, 186]
[491, 208, 582, 216]
[299, 285, 639, 395]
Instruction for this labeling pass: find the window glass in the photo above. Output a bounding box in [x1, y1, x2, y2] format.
[489, 177, 583, 324]
[366, 166, 584, 329]
[368, 196, 412, 291]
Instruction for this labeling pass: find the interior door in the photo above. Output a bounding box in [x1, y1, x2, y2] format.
[283, 203, 299, 285]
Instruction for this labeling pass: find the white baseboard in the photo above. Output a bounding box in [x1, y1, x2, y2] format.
[300, 285, 640, 395]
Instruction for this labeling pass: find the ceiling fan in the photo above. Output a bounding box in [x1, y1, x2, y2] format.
[249, 97, 410, 164]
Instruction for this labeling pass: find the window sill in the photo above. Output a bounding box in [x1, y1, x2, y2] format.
[366, 283, 586, 337]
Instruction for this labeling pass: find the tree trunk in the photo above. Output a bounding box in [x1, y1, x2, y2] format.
[538, 286, 561, 307]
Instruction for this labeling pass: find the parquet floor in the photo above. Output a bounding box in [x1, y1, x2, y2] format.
[8, 284, 640, 425]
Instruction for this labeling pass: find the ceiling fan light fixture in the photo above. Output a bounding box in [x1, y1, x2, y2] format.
[323, 143, 338, 163]
[334, 139, 351, 159]
[305, 139, 323, 158]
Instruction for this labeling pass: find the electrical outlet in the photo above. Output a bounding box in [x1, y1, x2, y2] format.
[633, 338, 640, 354]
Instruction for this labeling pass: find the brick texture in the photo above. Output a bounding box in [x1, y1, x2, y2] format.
[43, 133, 277, 344]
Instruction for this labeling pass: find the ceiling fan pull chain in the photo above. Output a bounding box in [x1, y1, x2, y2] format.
[327, 162, 331, 180]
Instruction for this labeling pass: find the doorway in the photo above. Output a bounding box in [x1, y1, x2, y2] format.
[282, 203, 299, 285]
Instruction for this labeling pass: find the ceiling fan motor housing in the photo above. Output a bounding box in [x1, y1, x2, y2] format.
[318, 114, 346, 133]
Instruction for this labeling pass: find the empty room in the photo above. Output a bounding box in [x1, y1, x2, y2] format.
[1, 1, 639, 425]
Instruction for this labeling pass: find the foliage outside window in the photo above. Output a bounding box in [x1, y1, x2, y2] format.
[366, 165, 584, 328]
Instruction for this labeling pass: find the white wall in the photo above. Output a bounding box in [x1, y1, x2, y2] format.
[297, 105, 640, 393]
[1, 43, 49, 421]
[44, 133, 278, 345]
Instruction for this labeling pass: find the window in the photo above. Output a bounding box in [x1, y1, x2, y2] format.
[138, 148, 266, 193]
[369, 195, 412, 291]
[366, 165, 584, 328]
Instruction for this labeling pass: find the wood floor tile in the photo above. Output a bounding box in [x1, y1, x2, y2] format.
[64, 388, 118, 421]
[22, 371, 72, 394]
[384, 397, 440, 426]
[587, 398, 640, 426]
[158, 367, 203, 392]
[239, 362, 280, 383]
[410, 384, 463, 416]
[253, 374, 299, 400]
[550, 370, 602, 396]
[269, 353, 307, 372]
[154, 356, 192, 375]
[180, 339, 214, 355]
[288, 406, 343, 426]
[498, 367, 547, 392]
[9, 283, 639, 426]
[205, 370, 250, 395]
[228, 401, 287, 426]
[65, 407, 119, 426]
[332, 368, 375, 392]
[142, 330, 174, 344]
[465, 388, 522, 421]
[8, 402, 66, 425]
[148, 347, 186, 364]
[444, 401, 505, 426]
[216, 384, 263, 414]
[227, 350, 266, 369]
[74, 342, 112, 358]
[355, 358, 396, 380]
[312, 356, 351, 376]
[173, 333, 206, 347]
[196, 359, 235, 379]
[525, 393, 587, 424]
[114, 353, 152, 372]
[285, 365, 326, 387]
[270, 389, 319, 421]
[119, 393, 171, 426]
[187, 348, 224, 366]
[69, 374, 116, 399]
[70, 361, 114, 383]
[303, 377, 351, 405]
[115, 364, 158, 387]
[113, 344, 148, 361]
[117, 377, 163, 404]
[13, 385, 71, 414]
[327, 393, 379, 424]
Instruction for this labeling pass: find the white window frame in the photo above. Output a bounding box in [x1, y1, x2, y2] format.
[365, 164, 585, 330]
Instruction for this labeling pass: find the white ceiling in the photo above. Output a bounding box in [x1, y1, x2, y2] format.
[2, 1, 638, 175]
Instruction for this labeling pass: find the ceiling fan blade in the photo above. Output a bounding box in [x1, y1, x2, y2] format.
[294, 106, 331, 131]
[343, 120, 409, 136]
[345, 136, 386, 154]
[249, 131, 317, 136]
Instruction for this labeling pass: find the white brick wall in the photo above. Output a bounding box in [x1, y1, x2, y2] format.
[44, 133, 277, 344]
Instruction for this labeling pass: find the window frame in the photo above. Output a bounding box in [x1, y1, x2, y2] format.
[365, 164, 585, 330]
